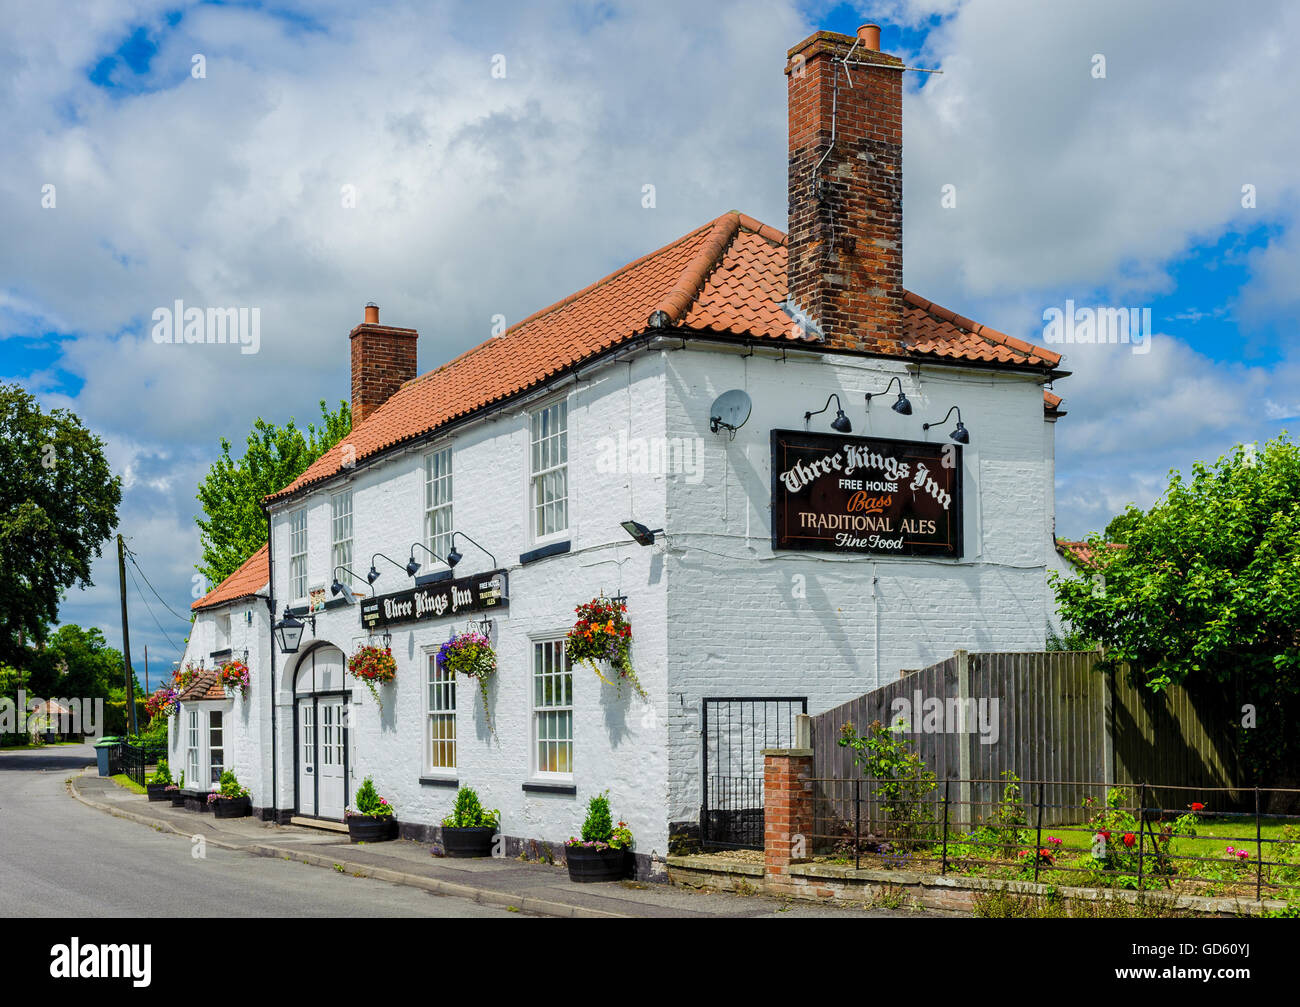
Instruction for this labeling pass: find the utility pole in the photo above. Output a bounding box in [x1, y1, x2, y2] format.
[117, 534, 138, 736]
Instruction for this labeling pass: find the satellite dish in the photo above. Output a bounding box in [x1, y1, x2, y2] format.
[709, 389, 752, 439]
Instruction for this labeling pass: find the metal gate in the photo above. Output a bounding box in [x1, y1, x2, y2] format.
[701, 697, 807, 849]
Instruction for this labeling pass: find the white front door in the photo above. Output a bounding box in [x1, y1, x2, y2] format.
[297, 701, 316, 816]
[318, 698, 346, 819]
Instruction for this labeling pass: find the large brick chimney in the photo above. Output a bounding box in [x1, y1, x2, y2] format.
[786, 25, 906, 353]
[349, 303, 418, 424]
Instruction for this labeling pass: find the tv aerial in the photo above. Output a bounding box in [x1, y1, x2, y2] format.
[709, 389, 752, 441]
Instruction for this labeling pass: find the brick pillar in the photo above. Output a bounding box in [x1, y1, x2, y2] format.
[763, 745, 813, 893]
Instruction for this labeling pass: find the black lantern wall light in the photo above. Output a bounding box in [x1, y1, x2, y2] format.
[804, 393, 853, 433]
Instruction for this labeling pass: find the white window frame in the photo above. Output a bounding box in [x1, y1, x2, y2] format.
[529, 400, 569, 543]
[531, 637, 573, 779]
[186, 710, 200, 785]
[331, 490, 353, 583]
[289, 508, 308, 602]
[424, 446, 453, 570]
[424, 648, 456, 774]
[208, 709, 224, 785]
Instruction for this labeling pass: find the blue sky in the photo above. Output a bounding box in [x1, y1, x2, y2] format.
[3, 0, 1297, 675]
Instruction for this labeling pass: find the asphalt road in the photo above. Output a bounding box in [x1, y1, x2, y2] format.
[0, 744, 525, 917]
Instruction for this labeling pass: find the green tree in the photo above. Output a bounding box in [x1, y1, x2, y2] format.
[1053, 435, 1300, 783]
[195, 400, 349, 587]
[0, 384, 121, 666]
[27, 624, 124, 700]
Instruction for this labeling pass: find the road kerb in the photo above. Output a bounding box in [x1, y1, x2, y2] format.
[66, 771, 628, 919]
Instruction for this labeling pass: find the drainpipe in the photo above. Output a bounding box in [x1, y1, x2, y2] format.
[264, 506, 278, 822]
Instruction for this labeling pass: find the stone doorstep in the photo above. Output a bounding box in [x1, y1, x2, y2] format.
[289, 815, 349, 834]
[665, 855, 764, 877]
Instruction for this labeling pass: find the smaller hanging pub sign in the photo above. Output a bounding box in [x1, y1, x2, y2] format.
[360, 570, 508, 631]
[771, 430, 963, 558]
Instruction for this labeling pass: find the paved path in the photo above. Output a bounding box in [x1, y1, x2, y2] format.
[0, 745, 521, 917]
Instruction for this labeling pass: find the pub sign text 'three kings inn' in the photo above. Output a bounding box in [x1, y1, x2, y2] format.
[771, 430, 963, 558]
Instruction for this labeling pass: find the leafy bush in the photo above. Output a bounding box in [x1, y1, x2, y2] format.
[148, 758, 172, 786]
[567, 791, 633, 850]
[838, 719, 937, 849]
[985, 772, 1029, 857]
[441, 786, 499, 829]
[351, 776, 395, 818]
[206, 770, 248, 804]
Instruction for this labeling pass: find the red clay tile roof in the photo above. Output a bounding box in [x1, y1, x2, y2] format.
[1056, 539, 1124, 570]
[179, 667, 227, 701]
[269, 212, 1062, 502]
[191, 544, 269, 612]
[1044, 390, 1065, 416]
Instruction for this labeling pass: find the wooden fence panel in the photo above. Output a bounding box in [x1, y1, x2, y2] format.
[811, 649, 1250, 835]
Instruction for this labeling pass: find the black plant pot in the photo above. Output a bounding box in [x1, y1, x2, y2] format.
[347, 814, 397, 843]
[210, 795, 252, 819]
[565, 844, 630, 883]
[167, 789, 184, 807]
[146, 783, 170, 802]
[441, 826, 496, 858]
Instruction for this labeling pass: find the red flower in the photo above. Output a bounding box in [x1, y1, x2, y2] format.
[1122, 832, 1135, 847]
[1191, 802, 1205, 812]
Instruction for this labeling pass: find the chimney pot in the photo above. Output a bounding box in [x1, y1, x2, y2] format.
[857, 24, 881, 51]
[364, 302, 379, 324]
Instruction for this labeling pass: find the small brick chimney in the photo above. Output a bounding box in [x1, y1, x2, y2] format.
[349, 303, 418, 424]
[786, 25, 906, 353]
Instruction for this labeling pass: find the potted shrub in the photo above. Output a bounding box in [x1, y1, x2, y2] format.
[345, 777, 397, 842]
[565, 791, 633, 882]
[206, 770, 252, 819]
[167, 770, 186, 807]
[347, 644, 397, 711]
[436, 631, 497, 735]
[567, 597, 647, 699]
[439, 786, 500, 858]
[146, 758, 172, 801]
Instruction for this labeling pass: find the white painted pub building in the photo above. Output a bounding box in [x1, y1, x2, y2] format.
[171, 26, 1069, 876]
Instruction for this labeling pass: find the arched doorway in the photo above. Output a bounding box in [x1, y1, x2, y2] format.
[292, 644, 349, 819]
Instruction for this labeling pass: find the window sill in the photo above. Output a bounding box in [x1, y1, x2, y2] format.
[419, 775, 459, 788]
[521, 781, 577, 795]
[519, 540, 571, 565]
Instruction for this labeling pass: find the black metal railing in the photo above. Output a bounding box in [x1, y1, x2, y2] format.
[803, 777, 1300, 900]
[106, 741, 148, 789]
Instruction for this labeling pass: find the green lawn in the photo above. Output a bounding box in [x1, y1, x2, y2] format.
[108, 773, 147, 795]
[0, 741, 82, 751]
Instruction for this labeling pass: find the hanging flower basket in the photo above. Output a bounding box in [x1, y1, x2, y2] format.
[161, 663, 201, 719]
[145, 685, 178, 721]
[219, 659, 250, 698]
[566, 598, 646, 700]
[347, 644, 397, 710]
[437, 631, 497, 736]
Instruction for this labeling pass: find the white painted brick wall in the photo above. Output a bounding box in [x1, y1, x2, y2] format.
[205, 340, 1060, 853]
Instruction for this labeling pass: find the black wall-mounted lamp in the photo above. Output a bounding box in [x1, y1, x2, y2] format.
[273, 606, 316, 654]
[620, 519, 664, 546]
[404, 542, 441, 578]
[366, 552, 408, 585]
[805, 393, 852, 433]
[865, 377, 913, 416]
[445, 531, 496, 571]
[330, 565, 364, 600]
[923, 405, 970, 443]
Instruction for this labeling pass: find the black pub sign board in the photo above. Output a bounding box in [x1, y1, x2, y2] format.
[360, 570, 509, 630]
[771, 430, 963, 558]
